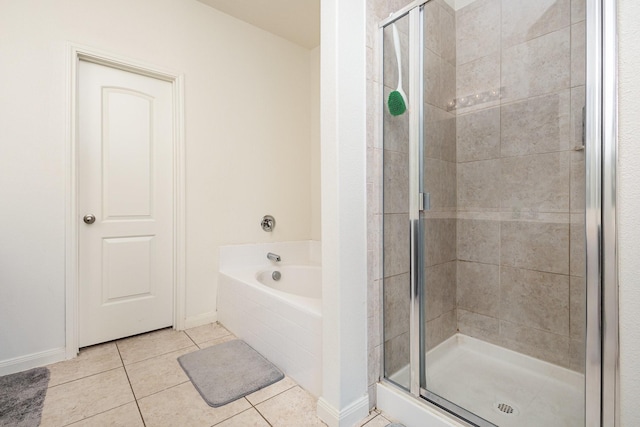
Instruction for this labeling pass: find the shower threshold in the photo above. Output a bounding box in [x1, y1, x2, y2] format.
[388, 334, 584, 427]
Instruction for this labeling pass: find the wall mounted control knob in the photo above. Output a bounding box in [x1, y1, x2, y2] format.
[261, 215, 276, 232]
[83, 214, 96, 224]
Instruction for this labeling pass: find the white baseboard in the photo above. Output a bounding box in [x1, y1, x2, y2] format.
[182, 311, 217, 330]
[317, 394, 370, 427]
[0, 347, 66, 376]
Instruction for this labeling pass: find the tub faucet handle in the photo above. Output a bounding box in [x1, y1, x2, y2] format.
[267, 252, 281, 262]
[261, 215, 276, 232]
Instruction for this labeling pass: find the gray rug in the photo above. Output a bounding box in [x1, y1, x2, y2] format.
[178, 339, 283, 407]
[0, 367, 50, 427]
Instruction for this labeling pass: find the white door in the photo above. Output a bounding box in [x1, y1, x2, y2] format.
[78, 60, 174, 347]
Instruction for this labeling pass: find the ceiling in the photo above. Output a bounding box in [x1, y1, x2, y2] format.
[197, 0, 320, 49]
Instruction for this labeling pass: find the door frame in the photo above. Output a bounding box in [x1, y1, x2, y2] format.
[65, 44, 186, 358]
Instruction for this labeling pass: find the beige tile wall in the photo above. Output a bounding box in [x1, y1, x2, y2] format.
[422, 0, 458, 352]
[455, 0, 586, 372]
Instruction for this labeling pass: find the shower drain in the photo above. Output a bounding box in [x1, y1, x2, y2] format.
[493, 402, 519, 416]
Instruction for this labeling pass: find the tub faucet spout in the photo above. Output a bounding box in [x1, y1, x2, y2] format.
[267, 252, 281, 262]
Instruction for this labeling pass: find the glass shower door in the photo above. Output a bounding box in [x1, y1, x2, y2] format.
[419, 0, 587, 426]
[382, 11, 412, 391]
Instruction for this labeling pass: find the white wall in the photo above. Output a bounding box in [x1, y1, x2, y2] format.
[318, 0, 369, 425]
[310, 47, 322, 241]
[0, 0, 318, 370]
[617, 0, 640, 424]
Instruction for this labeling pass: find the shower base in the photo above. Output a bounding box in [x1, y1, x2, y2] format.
[388, 334, 584, 427]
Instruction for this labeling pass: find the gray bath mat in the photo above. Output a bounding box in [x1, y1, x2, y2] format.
[0, 367, 50, 427]
[178, 339, 283, 407]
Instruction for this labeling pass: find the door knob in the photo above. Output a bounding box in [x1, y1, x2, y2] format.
[83, 214, 96, 224]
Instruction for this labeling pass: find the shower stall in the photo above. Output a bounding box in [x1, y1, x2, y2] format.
[377, 0, 616, 425]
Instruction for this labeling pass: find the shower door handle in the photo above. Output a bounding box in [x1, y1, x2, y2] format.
[419, 192, 431, 212]
[575, 106, 586, 151]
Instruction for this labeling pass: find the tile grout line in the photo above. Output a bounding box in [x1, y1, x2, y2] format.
[61, 402, 137, 427]
[194, 334, 234, 349]
[361, 413, 380, 426]
[251, 386, 330, 426]
[253, 403, 275, 427]
[121, 342, 196, 366]
[184, 330, 200, 347]
[247, 383, 297, 408]
[133, 379, 191, 401]
[244, 383, 297, 426]
[115, 341, 147, 427]
[208, 406, 249, 427]
[209, 406, 274, 427]
[123, 337, 208, 368]
[256, 405, 274, 427]
[47, 364, 124, 389]
[117, 328, 198, 362]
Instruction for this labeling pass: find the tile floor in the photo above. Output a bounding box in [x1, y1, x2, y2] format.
[40, 323, 393, 427]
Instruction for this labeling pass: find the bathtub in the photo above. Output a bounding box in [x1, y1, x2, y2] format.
[217, 241, 322, 396]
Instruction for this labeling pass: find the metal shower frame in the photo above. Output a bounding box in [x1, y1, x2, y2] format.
[378, 0, 618, 425]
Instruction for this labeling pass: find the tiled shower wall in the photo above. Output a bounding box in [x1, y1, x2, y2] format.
[422, 0, 458, 351]
[453, 0, 586, 372]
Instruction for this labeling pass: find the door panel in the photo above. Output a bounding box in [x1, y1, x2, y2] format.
[102, 88, 154, 218]
[102, 236, 154, 302]
[78, 60, 174, 347]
